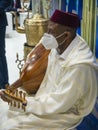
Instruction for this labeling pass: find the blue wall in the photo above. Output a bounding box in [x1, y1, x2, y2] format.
[61, 0, 83, 35]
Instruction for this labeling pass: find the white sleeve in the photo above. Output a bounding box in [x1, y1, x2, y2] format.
[26, 64, 97, 115]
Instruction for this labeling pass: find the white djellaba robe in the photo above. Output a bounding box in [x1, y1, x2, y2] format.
[0, 34, 98, 130]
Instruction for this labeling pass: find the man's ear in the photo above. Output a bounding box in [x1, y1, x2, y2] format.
[64, 33, 68, 37]
[64, 31, 71, 39]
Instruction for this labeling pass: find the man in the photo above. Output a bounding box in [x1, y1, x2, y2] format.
[5, 0, 32, 30]
[0, 0, 12, 89]
[5, 0, 32, 12]
[5, 0, 25, 30]
[5, 0, 24, 12]
[0, 9, 98, 130]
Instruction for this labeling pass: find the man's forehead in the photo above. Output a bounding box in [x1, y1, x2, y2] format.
[48, 20, 65, 28]
[48, 20, 69, 29]
[48, 20, 58, 25]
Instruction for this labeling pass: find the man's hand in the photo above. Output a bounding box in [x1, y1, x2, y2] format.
[0, 90, 11, 103]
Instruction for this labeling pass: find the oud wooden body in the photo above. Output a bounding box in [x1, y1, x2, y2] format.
[10, 44, 50, 94]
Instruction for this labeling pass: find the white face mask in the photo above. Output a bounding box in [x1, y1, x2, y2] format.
[39, 32, 67, 50]
[39, 33, 58, 50]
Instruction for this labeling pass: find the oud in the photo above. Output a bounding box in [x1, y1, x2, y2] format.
[7, 44, 50, 94]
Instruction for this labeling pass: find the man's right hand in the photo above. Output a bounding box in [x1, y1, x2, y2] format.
[0, 90, 11, 103]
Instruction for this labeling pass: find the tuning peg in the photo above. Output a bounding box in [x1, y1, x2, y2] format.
[19, 91, 22, 98]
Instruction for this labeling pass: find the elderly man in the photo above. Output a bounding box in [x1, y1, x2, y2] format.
[0, 9, 98, 130]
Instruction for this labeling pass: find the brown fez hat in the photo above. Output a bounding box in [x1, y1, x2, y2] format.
[50, 9, 80, 28]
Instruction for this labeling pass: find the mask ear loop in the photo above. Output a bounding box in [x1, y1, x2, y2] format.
[56, 32, 64, 39]
[57, 32, 69, 46]
[58, 38, 67, 46]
